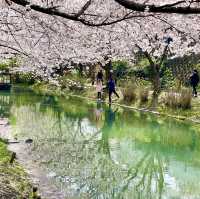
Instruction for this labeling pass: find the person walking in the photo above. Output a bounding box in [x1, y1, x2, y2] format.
[190, 69, 199, 97]
[108, 76, 119, 104]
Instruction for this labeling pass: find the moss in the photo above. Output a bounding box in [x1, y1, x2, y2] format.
[0, 140, 32, 199]
[0, 140, 10, 163]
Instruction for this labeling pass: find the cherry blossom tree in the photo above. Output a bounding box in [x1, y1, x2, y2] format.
[1, 0, 200, 95]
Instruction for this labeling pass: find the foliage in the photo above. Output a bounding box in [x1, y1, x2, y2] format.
[13, 72, 35, 85]
[112, 60, 129, 80]
[161, 68, 175, 89]
[0, 58, 19, 72]
[129, 58, 150, 79]
[0, 140, 10, 163]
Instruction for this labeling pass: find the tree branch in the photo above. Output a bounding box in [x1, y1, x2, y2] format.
[114, 0, 200, 14]
[0, 44, 29, 57]
[136, 44, 154, 66]
[159, 44, 169, 66]
[76, 0, 92, 18]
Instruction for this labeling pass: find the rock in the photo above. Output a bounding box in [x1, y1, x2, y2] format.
[10, 152, 16, 164]
[25, 139, 33, 144]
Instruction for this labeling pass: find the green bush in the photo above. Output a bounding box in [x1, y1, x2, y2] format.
[0, 58, 19, 72]
[161, 68, 175, 88]
[13, 72, 35, 85]
[112, 60, 129, 80]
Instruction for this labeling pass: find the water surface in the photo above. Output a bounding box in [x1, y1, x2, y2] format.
[1, 87, 200, 199]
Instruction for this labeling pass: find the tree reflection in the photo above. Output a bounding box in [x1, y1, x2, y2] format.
[99, 104, 118, 156]
[9, 93, 200, 199]
[0, 91, 12, 117]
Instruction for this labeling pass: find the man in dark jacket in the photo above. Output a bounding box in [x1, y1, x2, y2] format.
[190, 69, 199, 97]
[108, 76, 119, 104]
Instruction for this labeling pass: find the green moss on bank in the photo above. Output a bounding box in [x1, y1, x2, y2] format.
[0, 140, 32, 199]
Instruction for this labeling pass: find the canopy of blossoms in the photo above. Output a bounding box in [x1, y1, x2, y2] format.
[0, 0, 200, 79]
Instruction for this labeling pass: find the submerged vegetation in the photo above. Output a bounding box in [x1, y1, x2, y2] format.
[4, 88, 200, 199]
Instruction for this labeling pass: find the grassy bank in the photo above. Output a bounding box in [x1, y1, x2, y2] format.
[30, 82, 200, 124]
[0, 138, 33, 199]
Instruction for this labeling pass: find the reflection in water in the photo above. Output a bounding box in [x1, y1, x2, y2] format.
[100, 105, 118, 157]
[0, 91, 11, 117]
[2, 87, 200, 199]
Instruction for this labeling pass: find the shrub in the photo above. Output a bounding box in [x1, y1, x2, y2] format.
[164, 88, 192, 109]
[122, 84, 137, 103]
[58, 72, 88, 92]
[139, 88, 149, 104]
[112, 60, 129, 80]
[13, 72, 35, 85]
[0, 58, 19, 72]
[164, 90, 177, 108]
[179, 88, 192, 109]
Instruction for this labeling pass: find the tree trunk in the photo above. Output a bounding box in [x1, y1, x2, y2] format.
[151, 64, 161, 108]
[88, 64, 96, 85]
[78, 63, 83, 76]
[105, 60, 112, 81]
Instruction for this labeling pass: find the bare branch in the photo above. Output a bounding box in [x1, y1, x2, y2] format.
[76, 0, 92, 18]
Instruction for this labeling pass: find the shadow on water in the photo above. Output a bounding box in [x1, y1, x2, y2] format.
[2, 87, 200, 199]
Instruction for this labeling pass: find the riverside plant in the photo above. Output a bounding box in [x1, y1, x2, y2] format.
[164, 88, 192, 109]
[139, 88, 149, 104]
[122, 84, 137, 104]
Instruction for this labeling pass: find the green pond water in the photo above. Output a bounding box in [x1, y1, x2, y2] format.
[1, 87, 200, 199]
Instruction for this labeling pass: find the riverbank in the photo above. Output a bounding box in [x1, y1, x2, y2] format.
[31, 82, 200, 124]
[0, 118, 32, 199]
[0, 117, 66, 199]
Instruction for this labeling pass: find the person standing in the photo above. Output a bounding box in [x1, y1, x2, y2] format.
[108, 76, 119, 104]
[96, 69, 103, 82]
[96, 70, 104, 100]
[190, 69, 199, 97]
[96, 79, 103, 100]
